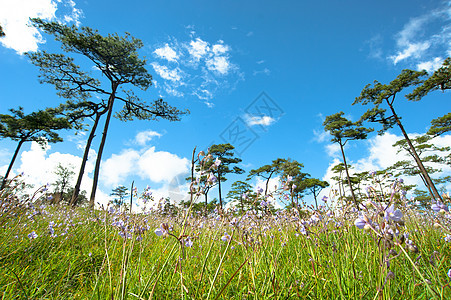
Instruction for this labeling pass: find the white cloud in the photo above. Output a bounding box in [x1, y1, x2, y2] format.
[150, 63, 182, 82]
[0, 141, 109, 206]
[188, 38, 209, 61]
[245, 114, 275, 127]
[388, 2, 451, 66]
[390, 42, 430, 64]
[101, 150, 140, 187]
[135, 130, 162, 146]
[206, 55, 230, 74]
[212, 42, 229, 55]
[0, 0, 82, 54]
[325, 143, 341, 158]
[101, 147, 189, 187]
[320, 133, 451, 203]
[253, 68, 271, 76]
[312, 129, 329, 143]
[417, 57, 444, 73]
[151, 34, 242, 103]
[154, 44, 179, 62]
[137, 147, 189, 183]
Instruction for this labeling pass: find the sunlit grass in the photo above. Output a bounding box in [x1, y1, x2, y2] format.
[1, 194, 451, 300]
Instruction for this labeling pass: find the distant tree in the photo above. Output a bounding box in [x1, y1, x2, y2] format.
[226, 180, 254, 213]
[323, 112, 373, 206]
[179, 198, 218, 215]
[330, 162, 347, 200]
[207, 144, 245, 210]
[27, 18, 188, 208]
[354, 69, 442, 201]
[278, 159, 309, 209]
[247, 158, 286, 196]
[188, 155, 218, 216]
[299, 178, 329, 209]
[110, 186, 129, 207]
[386, 134, 449, 199]
[52, 163, 75, 204]
[0, 107, 71, 190]
[0, 24, 5, 37]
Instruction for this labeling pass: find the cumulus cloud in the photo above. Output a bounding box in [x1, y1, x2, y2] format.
[0, 0, 82, 54]
[0, 141, 109, 206]
[101, 147, 189, 187]
[320, 133, 451, 203]
[244, 114, 275, 127]
[388, 2, 451, 66]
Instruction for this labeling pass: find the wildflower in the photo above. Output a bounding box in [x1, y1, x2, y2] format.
[207, 173, 217, 184]
[257, 187, 264, 194]
[384, 205, 403, 222]
[432, 201, 449, 213]
[221, 232, 231, 242]
[322, 196, 328, 203]
[28, 231, 38, 239]
[447, 269, 451, 279]
[354, 213, 371, 230]
[214, 158, 221, 168]
[185, 237, 193, 247]
[155, 223, 169, 237]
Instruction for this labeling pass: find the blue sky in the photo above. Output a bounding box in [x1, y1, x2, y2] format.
[0, 0, 450, 207]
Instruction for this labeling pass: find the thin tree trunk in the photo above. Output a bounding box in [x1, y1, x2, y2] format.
[339, 142, 358, 207]
[218, 172, 222, 210]
[313, 188, 318, 210]
[70, 111, 102, 206]
[1, 139, 25, 190]
[89, 83, 118, 208]
[204, 191, 208, 216]
[386, 99, 442, 202]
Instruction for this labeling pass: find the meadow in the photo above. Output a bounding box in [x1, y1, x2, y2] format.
[1, 166, 451, 300]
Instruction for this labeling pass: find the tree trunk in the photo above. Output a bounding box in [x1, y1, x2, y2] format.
[204, 190, 208, 216]
[386, 100, 442, 202]
[1, 139, 25, 190]
[218, 172, 223, 210]
[339, 142, 358, 207]
[313, 188, 318, 210]
[89, 83, 119, 208]
[70, 111, 102, 206]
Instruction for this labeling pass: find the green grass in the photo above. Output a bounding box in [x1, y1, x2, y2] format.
[1, 200, 451, 299]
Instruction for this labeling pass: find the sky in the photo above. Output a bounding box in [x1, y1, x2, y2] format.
[0, 0, 450, 208]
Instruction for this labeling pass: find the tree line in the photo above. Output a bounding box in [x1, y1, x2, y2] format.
[0, 19, 449, 212]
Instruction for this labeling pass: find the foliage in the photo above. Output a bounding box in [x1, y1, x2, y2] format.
[207, 143, 245, 209]
[26, 18, 188, 207]
[323, 112, 373, 206]
[0, 107, 71, 189]
[110, 185, 129, 208]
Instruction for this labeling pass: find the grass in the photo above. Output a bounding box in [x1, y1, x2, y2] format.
[1, 178, 451, 299]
